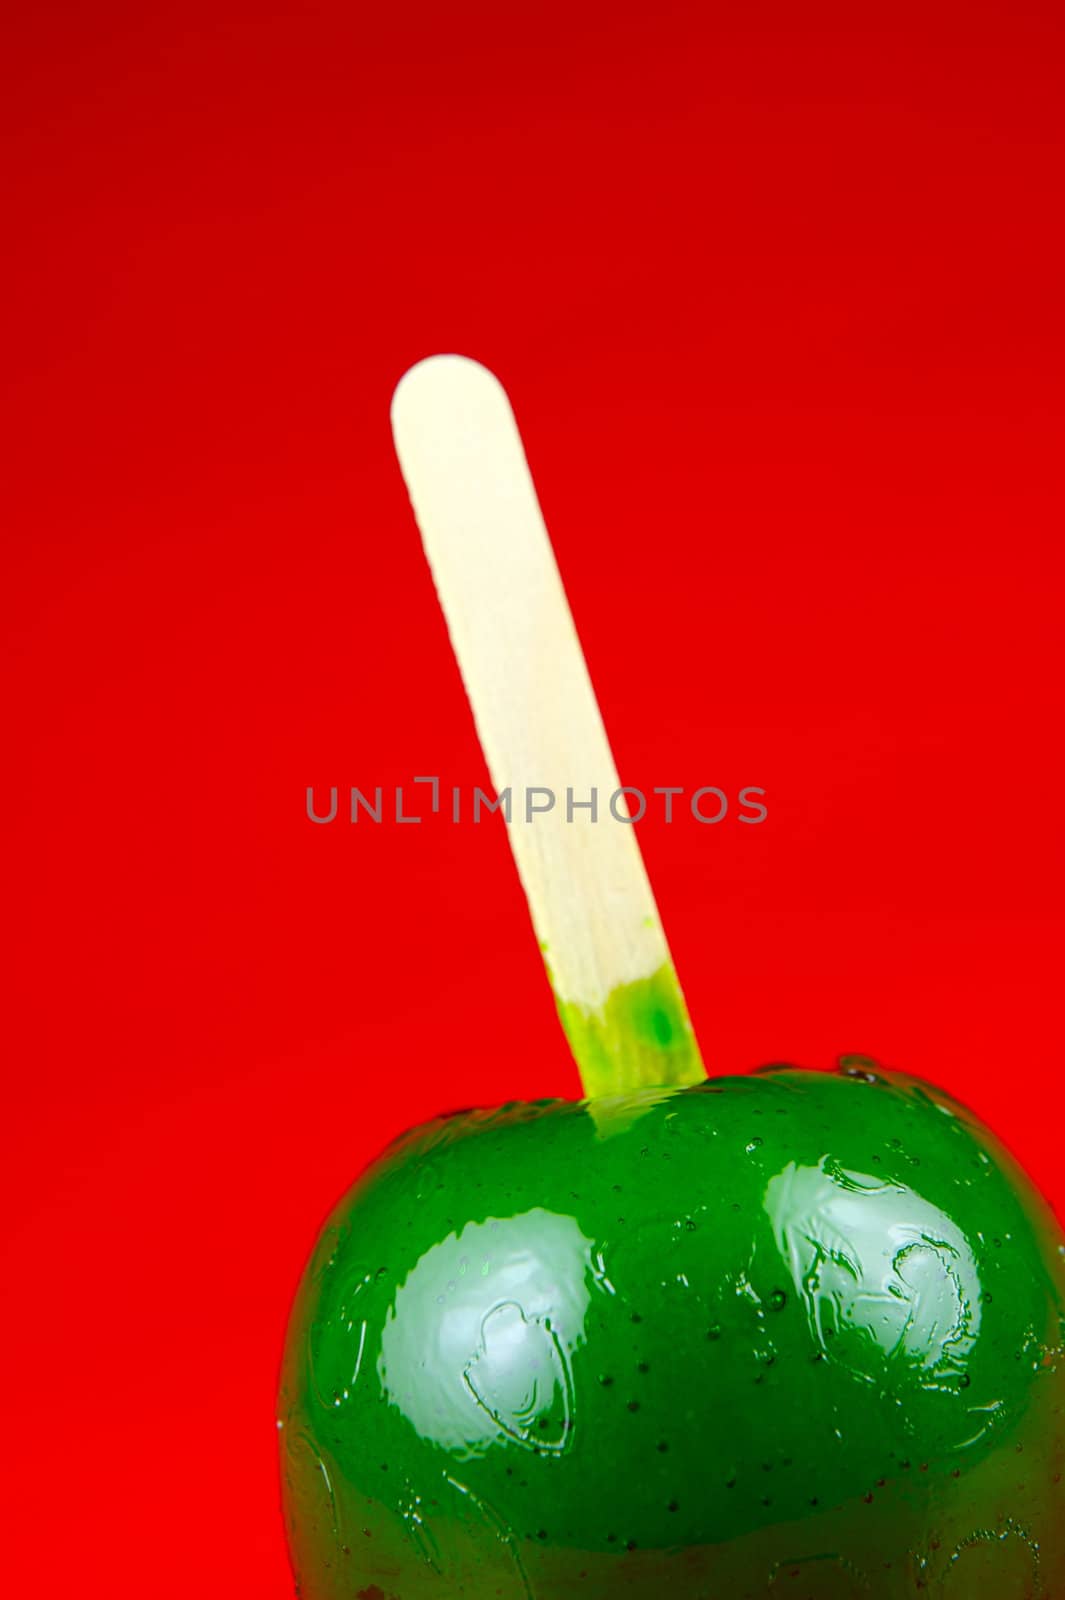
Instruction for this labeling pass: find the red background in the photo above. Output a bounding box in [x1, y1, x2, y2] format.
[3, 2, 1064, 1594]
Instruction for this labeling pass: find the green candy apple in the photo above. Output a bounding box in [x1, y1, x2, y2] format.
[279, 1063, 1065, 1597]
[280, 357, 1065, 1595]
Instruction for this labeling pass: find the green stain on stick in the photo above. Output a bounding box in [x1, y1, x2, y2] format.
[555, 962, 705, 1099]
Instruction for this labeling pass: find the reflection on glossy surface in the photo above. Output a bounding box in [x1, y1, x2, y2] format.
[379, 1209, 591, 1456]
[767, 1159, 981, 1384]
[280, 1066, 1065, 1597]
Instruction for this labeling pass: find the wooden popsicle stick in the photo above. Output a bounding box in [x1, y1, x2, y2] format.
[391, 354, 705, 1099]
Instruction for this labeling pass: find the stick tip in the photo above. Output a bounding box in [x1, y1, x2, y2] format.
[391, 353, 506, 434]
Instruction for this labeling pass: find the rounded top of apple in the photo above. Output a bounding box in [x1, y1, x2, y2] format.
[281, 1063, 1065, 1596]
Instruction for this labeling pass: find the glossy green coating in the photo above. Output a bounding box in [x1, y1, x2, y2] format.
[279, 1065, 1065, 1597]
